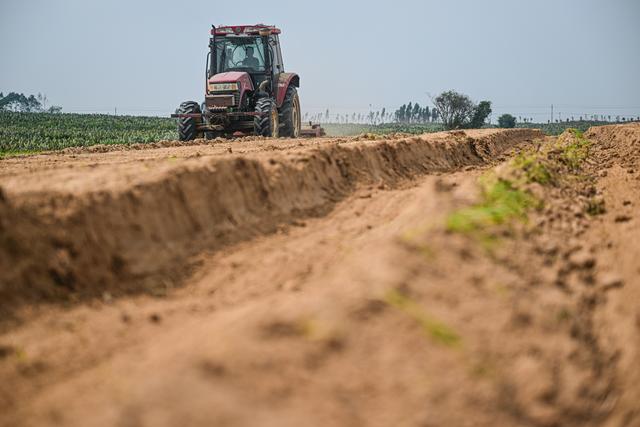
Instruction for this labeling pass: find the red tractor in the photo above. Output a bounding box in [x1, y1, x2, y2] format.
[173, 24, 301, 140]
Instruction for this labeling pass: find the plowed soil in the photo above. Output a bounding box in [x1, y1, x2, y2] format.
[0, 126, 639, 427]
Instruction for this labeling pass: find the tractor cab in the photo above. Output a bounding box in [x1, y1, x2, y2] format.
[173, 24, 301, 140]
[209, 26, 284, 90]
[204, 26, 286, 113]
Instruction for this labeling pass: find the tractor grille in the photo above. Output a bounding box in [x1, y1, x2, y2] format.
[206, 91, 240, 108]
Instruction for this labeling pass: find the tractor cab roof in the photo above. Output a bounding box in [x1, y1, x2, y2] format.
[212, 24, 281, 36]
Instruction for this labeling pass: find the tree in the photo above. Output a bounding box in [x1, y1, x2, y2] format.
[498, 114, 517, 128]
[37, 93, 48, 110]
[396, 104, 407, 122]
[412, 103, 421, 123]
[433, 90, 476, 130]
[469, 101, 492, 128]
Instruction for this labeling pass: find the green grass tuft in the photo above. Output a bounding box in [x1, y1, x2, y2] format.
[511, 152, 553, 185]
[585, 197, 606, 216]
[446, 178, 537, 234]
[560, 128, 592, 170]
[384, 289, 461, 347]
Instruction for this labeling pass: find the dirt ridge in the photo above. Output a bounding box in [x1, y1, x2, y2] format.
[0, 129, 541, 322]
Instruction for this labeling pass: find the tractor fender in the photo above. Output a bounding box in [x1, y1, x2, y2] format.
[276, 73, 300, 107]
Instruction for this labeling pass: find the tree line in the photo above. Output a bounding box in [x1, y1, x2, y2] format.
[394, 103, 438, 123]
[307, 87, 640, 130]
[0, 92, 62, 113]
[303, 91, 493, 129]
[302, 104, 439, 125]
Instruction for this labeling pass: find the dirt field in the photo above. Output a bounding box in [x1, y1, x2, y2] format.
[0, 125, 638, 427]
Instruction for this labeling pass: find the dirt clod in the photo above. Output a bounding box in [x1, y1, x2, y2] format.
[568, 250, 596, 269]
[0, 344, 14, 359]
[599, 273, 624, 291]
[614, 215, 632, 223]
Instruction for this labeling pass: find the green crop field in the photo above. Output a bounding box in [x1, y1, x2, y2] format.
[515, 120, 613, 135]
[0, 111, 629, 156]
[323, 122, 445, 137]
[325, 121, 620, 137]
[0, 112, 177, 154]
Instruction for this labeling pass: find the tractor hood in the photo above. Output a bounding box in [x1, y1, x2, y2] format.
[208, 72, 254, 91]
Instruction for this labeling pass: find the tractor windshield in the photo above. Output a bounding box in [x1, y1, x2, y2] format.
[215, 37, 266, 73]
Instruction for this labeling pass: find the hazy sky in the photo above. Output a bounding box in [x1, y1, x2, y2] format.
[1, 0, 639, 121]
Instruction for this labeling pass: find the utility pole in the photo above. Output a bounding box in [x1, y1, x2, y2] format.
[550, 104, 553, 123]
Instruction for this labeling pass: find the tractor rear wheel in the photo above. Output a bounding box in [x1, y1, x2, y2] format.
[177, 101, 203, 141]
[279, 86, 301, 138]
[254, 98, 279, 138]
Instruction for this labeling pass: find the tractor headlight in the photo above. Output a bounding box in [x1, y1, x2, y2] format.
[209, 82, 239, 92]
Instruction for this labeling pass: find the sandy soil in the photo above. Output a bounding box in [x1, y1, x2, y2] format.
[0, 126, 638, 426]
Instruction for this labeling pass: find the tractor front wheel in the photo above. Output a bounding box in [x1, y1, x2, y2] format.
[254, 98, 279, 138]
[279, 86, 301, 138]
[177, 101, 203, 141]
